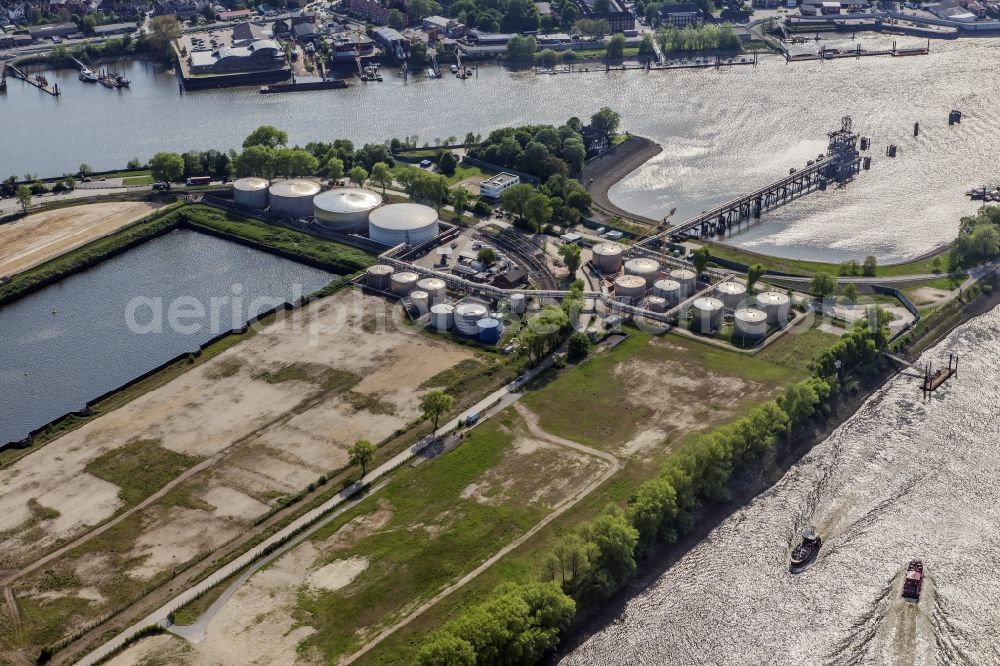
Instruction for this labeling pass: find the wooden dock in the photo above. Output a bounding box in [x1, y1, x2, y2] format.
[922, 353, 958, 396]
[3, 63, 61, 96]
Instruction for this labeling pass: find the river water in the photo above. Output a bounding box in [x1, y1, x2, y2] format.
[0, 228, 334, 444]
[3, 37, 999, 262]
[563, 305, 1000, 666]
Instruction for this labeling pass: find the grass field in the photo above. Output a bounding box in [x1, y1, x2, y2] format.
[84, 439, 201, 508]
[708, 242, 949, 277]
[123, 175, 155, 186]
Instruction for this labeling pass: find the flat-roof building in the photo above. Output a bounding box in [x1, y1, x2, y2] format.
[27, 22, 77, 40]
[92, 22, 138, 35]
[188, 39, 285, 73]
[479, 173, 521, 201]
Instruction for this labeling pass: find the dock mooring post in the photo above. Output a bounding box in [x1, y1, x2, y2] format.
[914, 122, 919, 137]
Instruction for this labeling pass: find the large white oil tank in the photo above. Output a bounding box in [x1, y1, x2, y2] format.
[716, 281, 748, 310]
[313, 187, 382, 233]
[408, 289, 429, 314]
[430, 303, 455, 331]
[368, 203, 440, 246]
[669, 268, 697, 297]
[233, 177, 270, 209]
[591, 242, 625, 273]
[455, 301, 489, 335]
[646, 296, 667, 312]
[390, 271, 419, 295]
[691, 296, 724, 333]
[624, 257, 660, 286]
[653, 278, 682, 305]
[365, 264, 394, 291]
[509, 293, 526, 314]
[268, 179, 321, 218]
[614, 274, 647, 302]
[733, 307, 768, 341]
[756, 291, 791, 326]
[416, 277, 447, 304]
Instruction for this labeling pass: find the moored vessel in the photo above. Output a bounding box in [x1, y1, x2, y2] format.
[902, 560, 924, 602]
[789, 528, 822, 573]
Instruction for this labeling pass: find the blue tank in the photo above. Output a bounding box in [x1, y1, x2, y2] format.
[477, 317, 502, 344]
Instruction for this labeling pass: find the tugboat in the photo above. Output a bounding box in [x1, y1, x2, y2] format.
[901, 560, 924, 602]
[789, 528, 822, 573]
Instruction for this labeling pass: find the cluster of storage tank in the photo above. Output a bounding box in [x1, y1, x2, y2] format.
[730, 289, 791, 342]
[233, 179, 440, 246]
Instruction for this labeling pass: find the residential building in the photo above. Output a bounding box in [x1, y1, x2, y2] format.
[154, 0, 199, 20]
[291, 21, 320, 42]
[575, 0, 634, 32]
[479, 172, 521, 201]
[348, 0, 393, 24]
[660, 2, 703, 27]
[218, 8, 252, 20]
[231, 20, 271, 44]
[49, 0, 88, 15]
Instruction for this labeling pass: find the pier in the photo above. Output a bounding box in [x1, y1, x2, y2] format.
[637, 116, 866, 246]
[2, 63, 60, 96]
[885, 351, 958, 395]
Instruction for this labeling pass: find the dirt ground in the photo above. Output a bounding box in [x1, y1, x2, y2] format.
[0, 288, 473, 658]
[0, 201, 164, 278]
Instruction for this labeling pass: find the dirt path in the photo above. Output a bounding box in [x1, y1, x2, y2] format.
[339, 402, 621, 665]
[581, 136, 663, 226]
[0, 201, 164, 278]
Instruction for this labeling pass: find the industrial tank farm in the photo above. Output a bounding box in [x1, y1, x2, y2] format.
[591, 242, 625, 273]
[390, 271, 419, 295]
[716, 281, 748, 309]
[669, 268, 697, 297]
[734, 307, 768, 341]
[313, 187, 383, 233]
[614, 275, 647, 302]
[232, 177, 270, 209]
[365, 264, 394, 291]
[268, 179, 321, 218]
[653, 278, 682, 305]
[368, 203, 440, 247]
[624, 257, 660, 286]
[756, 291, 791, 326]
[691, 296, 724, 333]
[454, 301, 489, 335]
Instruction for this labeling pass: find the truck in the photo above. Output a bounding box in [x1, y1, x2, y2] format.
[464, 412, 480, 426]
[186, 176, 211, 186]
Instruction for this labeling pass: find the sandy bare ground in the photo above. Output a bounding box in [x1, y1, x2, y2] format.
[0, 202, 164, 279]
[0, 288, 472, 659]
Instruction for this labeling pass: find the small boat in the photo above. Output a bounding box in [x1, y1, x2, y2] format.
[79, 67, 98, 82]
[450, 64, 458, 73]
[789, 527, 822, 573]
[902, 560, 924, 602]
[426, 68, 437, 78]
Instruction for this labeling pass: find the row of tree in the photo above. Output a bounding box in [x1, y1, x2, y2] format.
[471, 120, 588, 180]
[499, 173, 593, 232]
[657, 23, 742, 53]
[416, 314, 892, 663]
[949, 206, 1000, 269]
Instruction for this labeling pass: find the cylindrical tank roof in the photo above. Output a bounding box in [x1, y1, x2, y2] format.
[756, 291, 790, 306]
[477, 317, 501, 328]
[693, 297, 724, 312]
[268, 179, 321, 198]
[735, 307, 767, 323]
[669, 268, 697, 281]
[314, 187, 382, 214]
[592, 242, 624, 257]
[430, 303, 455, 314]
[615, 275, 647, 289]
[654, 278, 681, 292]
[369, 203, 439, 231]
[455, 302, 489, 316]
[717, 282, 747, 295]
[367, 264, 394, 276]
[625, 257, 659, 272]
[233, 177, 269, 191]
[416, 277, 446, 291]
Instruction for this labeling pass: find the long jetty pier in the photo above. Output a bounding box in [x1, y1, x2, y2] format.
[636, 116, 868, 247]
[1, 63, 61, 96]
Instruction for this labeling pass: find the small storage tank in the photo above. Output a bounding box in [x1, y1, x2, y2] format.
[624, 257, 661, 286]
[509, 293, 526, 314]
[691, 296, 724, 333]
[716, 281, 748, 310]
[646, 296, 667, 312]
[368, 203, 440, 246]
[430, 303, 455, 331]
[408, 290, 429, 314]
[313, 187, 383, 233]
[455, 301, 489, 335]
[416, 277, 447, 304]
[669, 269, 697, 297]
[591, 242, 625, 273]
[477, 318, 503, 344]
[614, 274, 647, 302]
[733, 307, 768, 341]
[233, 177, 270, 209]
[653, 278, 682, 305]
[365, 264, 394, 291]
[390, 271, 419, 295]
[268, 179, 321, 218]
[756, 291, 791, 326]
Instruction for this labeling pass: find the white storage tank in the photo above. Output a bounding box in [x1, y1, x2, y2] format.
[509, 293, 526, 314]
[390, 271, 419, 295]
[716, 281, 748, 310]
[591, 242, 625, 273]
[455, 301, 490, 335]
[653, 278, 682, 305]
[416, 277, 447, 304]
[408, 290, 429, 314]
[624, 257, 660, 286]
[691, 296, 724, 333]
[365, 264, 394, 291]
[669, 269, 697, 297]
[734, 307, 768, 341]
[430, 303, 455, 331]
[756, 291, 791, 326]
[314, 187, 383, 233]
[614, 274, 647, 302]
[233, 177, 270, 209]
[368, 203, 440, 246]
[268, 179, 321, 218]
[646, 296, 667, 312]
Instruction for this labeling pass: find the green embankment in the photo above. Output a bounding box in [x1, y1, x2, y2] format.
[708, 242, 949, 277]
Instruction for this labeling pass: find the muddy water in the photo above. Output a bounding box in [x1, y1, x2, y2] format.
[563, 306, 1000, 665]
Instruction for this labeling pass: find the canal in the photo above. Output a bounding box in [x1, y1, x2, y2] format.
[0, 228, 335, 445]
[2, 37, 998, 262]
[562, 304, 1000, 666]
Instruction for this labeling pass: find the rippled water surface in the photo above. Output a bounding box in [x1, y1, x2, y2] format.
[3, 37, 999, 261]
[0, 229, 334, 444]
[563, 306, 1000, 666]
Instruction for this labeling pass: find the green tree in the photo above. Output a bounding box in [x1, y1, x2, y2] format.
[387, 8, 405, 30]
[525, 192, 553, 230]
[862, 255, 878, 277]
[539, 48, 558, 67]
[78, 163, 93, 176]
[410, 39, 428, 63]
[370, 161, 392, 193]
[324, 156, 345, 181]
[15, 185, 32, 213]
[234, 145, 276, 178]
[149, 151, 185, 182]
[843, 283, 859, 303]
[747, 263, 765, 294]
[559, 242, 582, 276]
[691, 246, 711, 276]
[810, 271, 836, 299]
[499, 183, 535, 221]
[577, 510, 639, 600]
[349, 165, 368, 186]
[438, 151, 458, 175]
[638, 33, 656, 61]
[590, 106, 621, 136]
[477, 247, 498, 266]
[348, 439, 376, 477]
[416, 633, 475, 666]
[147, 15, 181, 60]
[420, 390, 454, 433]
[568, 331, 589, 361]
[573, 17, 610, 36]
[606, 33, 626, 61]
[242, 125, 288, 150]
[450, 187, 470, 215]
[506, 34, 537, 62]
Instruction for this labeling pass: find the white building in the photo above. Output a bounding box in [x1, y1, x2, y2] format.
[479, 172, 521, 201]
